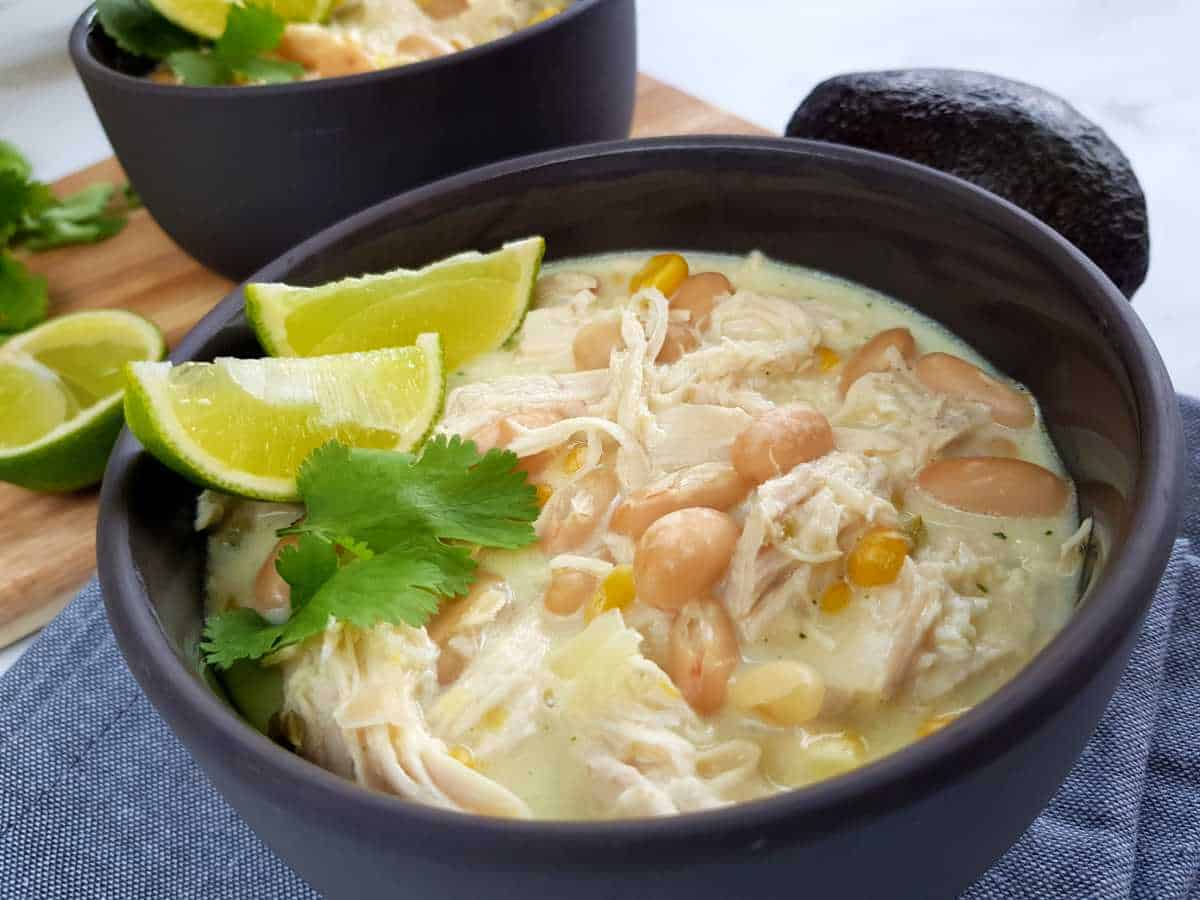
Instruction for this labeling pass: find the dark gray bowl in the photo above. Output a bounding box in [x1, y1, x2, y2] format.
[69, 0, 636, 280]
[97, 137, 1184, 900]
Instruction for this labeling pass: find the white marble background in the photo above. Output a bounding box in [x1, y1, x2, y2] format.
[0, 0, 1197, 671]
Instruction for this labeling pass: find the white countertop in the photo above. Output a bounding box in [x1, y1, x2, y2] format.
[0, 0, 1197, 672]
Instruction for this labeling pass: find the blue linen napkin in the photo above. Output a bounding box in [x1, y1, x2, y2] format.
[2, 405, 1198, 900]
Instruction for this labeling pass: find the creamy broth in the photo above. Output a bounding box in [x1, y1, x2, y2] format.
[203, 250, 1086, 820]
[149, 1, 566, 84]
[317, 0, 563, 69]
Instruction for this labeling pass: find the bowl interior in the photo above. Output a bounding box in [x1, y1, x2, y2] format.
[111, 136, 1172, 788]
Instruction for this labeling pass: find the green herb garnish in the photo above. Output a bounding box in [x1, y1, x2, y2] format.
[96, 0, 201, 59]
[97, 0, 303, 86]
[200, 436, 539, 669]
[992, 531, 1007, 540]
[167, 6, 303, 86]
[0, 253, 48, 333]
[0, 140, 136, 335]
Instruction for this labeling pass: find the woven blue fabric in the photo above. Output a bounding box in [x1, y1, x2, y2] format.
[2, 403, 1198, 900]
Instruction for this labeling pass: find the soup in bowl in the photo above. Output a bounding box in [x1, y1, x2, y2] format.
[69, 0, 635, 278]
[98, 138, 1183, 899]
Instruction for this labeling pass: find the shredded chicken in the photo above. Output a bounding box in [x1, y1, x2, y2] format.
[834, 370, 989, 488]
[725, 451, 895, 636]
[280, 623, 531, 818]
[547, 612, 765, 816]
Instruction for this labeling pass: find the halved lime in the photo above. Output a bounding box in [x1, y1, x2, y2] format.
[124, 334, 444, 501]
[146, 0, 230, 39]
[246, 237, 544, 371]
[0, 310, 166, 492]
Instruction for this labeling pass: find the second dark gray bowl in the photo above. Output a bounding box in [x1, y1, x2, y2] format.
[98, 137, 1183, 899]
[69, 0, 636, 279]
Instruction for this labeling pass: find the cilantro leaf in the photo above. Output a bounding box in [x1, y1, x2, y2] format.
[15, 184, 129, 251]
[237, 55, 305, 84]
[201, 609, 286, 670]
[286, 534, 475, 637]
[41, 183, 112, 221]
[201, 437, 539, 669]
[276, 533, 339, 609]
[203, 532, 475, 669]
[0, 139, 132, 332]
[0, 141, 31, 180]
[0, 253, 49, 334]
[163, 6, 301, 87]
[293, 436, 539, 552]
[96, 0, 200, 60]
[215, 4, 285, 65]
[0, 171, 31, 245]
[166, 49, 232, 86]
[21, 217, 127, 252]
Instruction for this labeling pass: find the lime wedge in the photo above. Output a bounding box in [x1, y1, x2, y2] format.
[0, 359, 80, 447]
[0, 310, 166, 492]
[263, 0, 338, 22]
[146, 0, 230, 39]
[124, 334, 445, 501]
[246, 237, 544, 371]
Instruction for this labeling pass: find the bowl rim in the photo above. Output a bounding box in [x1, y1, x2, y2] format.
[98, 135, 1184, 860]
[70, 0, 615, 96]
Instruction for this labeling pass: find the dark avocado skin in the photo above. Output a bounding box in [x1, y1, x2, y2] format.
[786, 69, 1149, 297]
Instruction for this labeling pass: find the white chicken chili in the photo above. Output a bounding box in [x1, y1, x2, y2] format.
[269, 0, 563, 79]
[202, 250, 1089, 820]
[142, 1, 568, 84]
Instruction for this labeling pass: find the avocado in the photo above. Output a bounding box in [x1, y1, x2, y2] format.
[786, 69, 1149, 297]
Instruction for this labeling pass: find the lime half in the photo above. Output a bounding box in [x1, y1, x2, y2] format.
[0, 310, 166, 492]
[246, 237, 544, 371]
[124, 334, 445, 501]
[146, 0, 230, 39]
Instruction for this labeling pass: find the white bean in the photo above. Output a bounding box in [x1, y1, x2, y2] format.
[634, 508, 739, 611]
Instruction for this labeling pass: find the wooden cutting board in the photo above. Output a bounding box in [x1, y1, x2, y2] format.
[0, 74, 771, 649]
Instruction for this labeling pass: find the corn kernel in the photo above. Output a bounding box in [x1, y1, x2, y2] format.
[448, 744, 479, 769]
[584, 564, 636, 621]
[482, 706, 508, 731]
[562, 444, 586, 474]
[528, 5, 562, 25]
[819, 579, 852, 614]
[535, 483, 554, 507]
[629, 253, 689, 297]
[917, 708, 967, 738]
[815, 346, 841, 372]
[847, 528, 910, 587]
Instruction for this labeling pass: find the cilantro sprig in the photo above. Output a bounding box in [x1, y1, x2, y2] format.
[95, 0, 200, 59]
[97, 0, 303, 87]
[0, 141, 138, 336]
[200, 436, 540, 670]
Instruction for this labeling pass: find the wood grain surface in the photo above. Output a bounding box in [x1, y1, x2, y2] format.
[0, 73, 770, 649]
